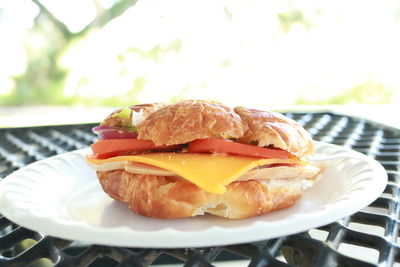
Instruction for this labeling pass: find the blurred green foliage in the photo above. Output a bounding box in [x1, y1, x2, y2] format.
[0, 0, 398, 107]
[278, 7, 311, 33]
[296, 82, 395, 105]
[127, 39, 183, 63]
[0, 0, 139, 107]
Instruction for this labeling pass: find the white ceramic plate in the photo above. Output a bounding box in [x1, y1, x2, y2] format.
[0, 142, 387, 248]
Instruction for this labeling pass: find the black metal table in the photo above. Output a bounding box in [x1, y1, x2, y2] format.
[0, 112, 399, 267]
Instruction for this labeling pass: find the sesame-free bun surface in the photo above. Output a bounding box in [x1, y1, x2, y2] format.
[234, 107, 314, 159]
[101, 100, 314, 159]
[129, 100, 313, 159]
[97, 170, 307, 219]
[101, 103, 166, 128]
[137, 100, 246, 146]
[94, 100, 320, 219]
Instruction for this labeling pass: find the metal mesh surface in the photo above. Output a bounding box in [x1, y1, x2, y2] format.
[0, 112, 399, 267]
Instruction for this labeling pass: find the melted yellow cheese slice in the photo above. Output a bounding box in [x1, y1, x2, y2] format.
[86, 153, 303, 194]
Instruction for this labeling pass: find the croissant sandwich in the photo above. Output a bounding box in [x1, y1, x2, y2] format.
[86, 100, 320, 219]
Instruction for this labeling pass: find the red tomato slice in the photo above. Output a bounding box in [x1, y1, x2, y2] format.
[188, 138, 290, 159]
[91, 139, 182, 159]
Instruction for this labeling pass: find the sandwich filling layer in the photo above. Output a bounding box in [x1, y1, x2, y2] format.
[86, 153, 312, 194]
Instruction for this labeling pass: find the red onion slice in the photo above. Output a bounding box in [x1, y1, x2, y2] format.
[92, 126, 138, 140]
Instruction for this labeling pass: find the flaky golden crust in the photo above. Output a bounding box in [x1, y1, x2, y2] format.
[97, 170, 304, 219]
[137, 100, 247, 146]
[101, 100, 314, 158]
[234, 107, 314, 159]
[94, 100, 318, 219]
[101, 103, 166, 128]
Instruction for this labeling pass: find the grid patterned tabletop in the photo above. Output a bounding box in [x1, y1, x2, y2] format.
[0, 112, 399, 267]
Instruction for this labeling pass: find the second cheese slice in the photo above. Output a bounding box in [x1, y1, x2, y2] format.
[86, 153, 303, 194]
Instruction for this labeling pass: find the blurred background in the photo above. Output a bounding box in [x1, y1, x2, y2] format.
[1, 0, 400, 126]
